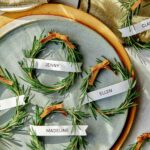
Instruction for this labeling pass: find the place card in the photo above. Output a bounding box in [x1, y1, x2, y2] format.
[83, 79, 131, 105]
[30, 125, 88, 136]
[0, 95, 25, 110]
[27, 58, 82, 72]
[119, 18, 150, 37]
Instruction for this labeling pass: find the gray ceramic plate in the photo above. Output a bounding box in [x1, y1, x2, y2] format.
[0, 15, 128, 150]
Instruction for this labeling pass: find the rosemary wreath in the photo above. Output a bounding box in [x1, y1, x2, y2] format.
[127, 133, 150, 150]
[119, 0, 150, 51]
[79, 58, 139, 120]
[28, 102, 90, 150]
[19, 32, 82, 94]
[0, 66, 31, 140]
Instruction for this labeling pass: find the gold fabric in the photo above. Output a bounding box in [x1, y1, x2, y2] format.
[79, 0, 150, 43]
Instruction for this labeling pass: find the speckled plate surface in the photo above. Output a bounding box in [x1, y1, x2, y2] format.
[0, 4, 136, 150]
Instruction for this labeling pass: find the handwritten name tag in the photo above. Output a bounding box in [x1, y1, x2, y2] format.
[27, 58, 82, 73]
[83, 79, 131, 105]
[30, 125, 88, 136]
[0, 95, 25, 110]
[119, 18, 150, 37]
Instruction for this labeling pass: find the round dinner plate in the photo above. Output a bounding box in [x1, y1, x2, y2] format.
[0, 4, 136, 150]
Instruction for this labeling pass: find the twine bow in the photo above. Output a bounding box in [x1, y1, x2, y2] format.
[0, 76, 13, 86]
[40, 32, 75, 49]
[135, 133, 150, 150]
[40, 103, 67, 119]
[131, 0, 142, 11]
[0, 68, 13, 85]
[88, 59, 110, 86]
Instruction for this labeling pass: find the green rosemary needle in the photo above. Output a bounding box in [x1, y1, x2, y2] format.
[19, 32, 83, 95]
[28, 102, 90, 150]
[79, 58, 139, 120]
[119, 0, 150, 51]
[0, 67, 31, 140]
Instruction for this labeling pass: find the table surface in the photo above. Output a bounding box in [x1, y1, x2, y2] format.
[0, 1, 150, 150]
[122, 48, 150, 150]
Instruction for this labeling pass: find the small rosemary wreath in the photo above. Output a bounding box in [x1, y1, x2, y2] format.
[19, 32, 82, 94]
[0, 67, 31, 139]
[119, 0, 150, 51]
[79, 58, 139, 120]
[28, 102, 90, 150]
[127, 133, 150, 150]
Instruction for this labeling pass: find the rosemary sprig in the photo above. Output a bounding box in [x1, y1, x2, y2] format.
[126, 143, 137, 150]
[27, 106, 44, 150]
[28, 103, 90, 150]
[0, 67, 31, 139]
[126, 133, 150, 150]
[27, 130, 44, 150]
[19, 32, 82, 94]
[64, 136, 88, 150]
[65, 108, 89, 150]
[119, 0, 150, 51]
[79, 58, 139, 120]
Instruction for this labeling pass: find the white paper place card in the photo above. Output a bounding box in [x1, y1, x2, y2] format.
[119, 18, 150, 37]
[83, 79, 131, 105]
[0, 95, 25, 110]
[27, 58, 82, 73]
[30, 125, 88, 136]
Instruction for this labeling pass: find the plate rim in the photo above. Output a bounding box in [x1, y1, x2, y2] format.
[0, 4, 137, 150]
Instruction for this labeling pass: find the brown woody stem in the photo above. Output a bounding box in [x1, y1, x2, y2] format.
[135, 133, 150, 150]
[88, 59, 110, 86]
[40, 32, 75, 49]
[40, 103, 67, 119]
[131, 0, 142, 11]
[0, 76, 13, 86]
